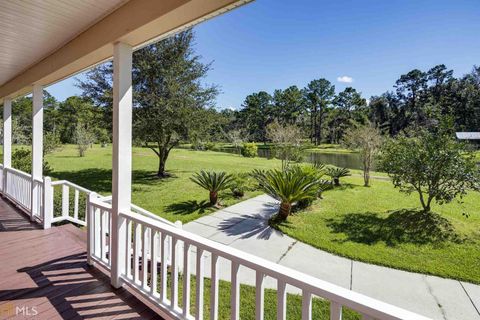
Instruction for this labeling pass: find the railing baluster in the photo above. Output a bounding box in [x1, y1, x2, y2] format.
[330, 301, 342, 320]
[133, 222, 140, 284]
[94, 205, 100, 257]
[160, 232, 168, 302]
[277, 280, 287, 320]
[108, 210, 112, 265]
[171, 236, 179, 309]
[125, 219, 132, 279]
[256, 271, 265, 320]
[195, 247, 204, 320]
[100, 210, 105, 261]
[62, 184, 69, 218]
[302, 291, 312, 320]
[210, 253, 219, 320]
[182, 242, 191, 317]
[151, 229, 158, 296]
[231, 261, 240, 320]
[142, 226, 149, 289]
[73, 189, 79, 220]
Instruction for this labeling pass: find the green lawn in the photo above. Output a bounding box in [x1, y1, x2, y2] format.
[165, 275, 360, 320]
[44, 144, 281, 224]
[38, 145, 480, 283]
[278, 176, 480, 284]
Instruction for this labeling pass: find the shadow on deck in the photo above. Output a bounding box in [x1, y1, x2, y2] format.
[0, 196, 163, 320]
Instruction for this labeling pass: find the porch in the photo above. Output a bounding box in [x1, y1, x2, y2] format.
[0, 197, 161, 319]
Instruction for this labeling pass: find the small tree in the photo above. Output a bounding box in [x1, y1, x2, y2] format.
[252, 167, 321, 220]
[343, 125, 383, 186]
[266, 120, 303, 170]
[378, 129, 480, 213]
[75, 122, 94, 157]
[190, 171, 233, 205]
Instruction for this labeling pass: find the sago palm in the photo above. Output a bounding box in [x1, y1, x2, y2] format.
[326, 167, 351, 186]
[190, 170, 233, 205]
[252, 167, 321, 220]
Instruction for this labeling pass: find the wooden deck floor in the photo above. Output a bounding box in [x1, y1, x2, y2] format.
[0, 197, 163, 320]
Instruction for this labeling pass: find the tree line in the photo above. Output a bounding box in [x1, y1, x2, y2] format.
[217, 64, 480, 145]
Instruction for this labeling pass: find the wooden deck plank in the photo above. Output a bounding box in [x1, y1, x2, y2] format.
[0, 197, 163, 320]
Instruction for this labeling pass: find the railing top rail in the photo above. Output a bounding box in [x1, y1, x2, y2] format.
[130, 203, 176, 226]
[114, 206, 430, 320]
[50, 180, 92, 194]
[94, 195, 176, 227]
[4, 167, 32, 179]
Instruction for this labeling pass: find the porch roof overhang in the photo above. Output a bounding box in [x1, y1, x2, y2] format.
[0, 0, 250, 100]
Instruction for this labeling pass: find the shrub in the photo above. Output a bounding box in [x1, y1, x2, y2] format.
[12, 148, 52, 175]
[230, 172, 257, 198]
[191, 140, 205, 150]
[326, 167, 351, 186]
[190, 170, 234, 205]
[204, 141, 216, 151]
[241, 143, 258, 158]
[252, 166, 321, 220]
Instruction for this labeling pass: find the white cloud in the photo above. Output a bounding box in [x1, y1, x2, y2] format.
[337, 76, 354, 83]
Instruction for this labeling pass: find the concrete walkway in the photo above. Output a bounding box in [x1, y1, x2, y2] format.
[183, 194, 480, 320]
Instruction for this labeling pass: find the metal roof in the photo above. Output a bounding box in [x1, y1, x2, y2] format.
[455, 132, 480, 140]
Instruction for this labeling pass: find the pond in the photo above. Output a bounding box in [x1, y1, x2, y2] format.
[217, 147, 372, 171]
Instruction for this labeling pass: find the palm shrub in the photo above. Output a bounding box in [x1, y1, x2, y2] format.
[230, 172, 257, 198]
[252, 167, 321, 220]
[326, 167, 351, 186]
[190, 170, 233, 205]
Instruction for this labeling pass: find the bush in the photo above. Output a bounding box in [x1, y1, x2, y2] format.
[252, 166, 322, 220]
[326, 167, 351, 186]
[12, 148, 52, 175]
[191, 140, 205, 151]
[230, 172, 258, 198]
[204, 141, 216, 151]
[241, 143, 258, 158]
[190, 170, 234, 205]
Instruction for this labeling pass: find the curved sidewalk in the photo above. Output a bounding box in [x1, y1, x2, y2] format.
[183, 194, 480, 320]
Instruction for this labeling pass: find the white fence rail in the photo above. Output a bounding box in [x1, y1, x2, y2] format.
[50, 180, 91, 226]
[0, 163, 430, 320]
[84, 196, 430, 320]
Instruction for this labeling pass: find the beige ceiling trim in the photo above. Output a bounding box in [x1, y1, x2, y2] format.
[0, 0, 251, 100]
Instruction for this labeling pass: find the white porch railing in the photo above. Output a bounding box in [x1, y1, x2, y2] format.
[0, 164, 431, 320]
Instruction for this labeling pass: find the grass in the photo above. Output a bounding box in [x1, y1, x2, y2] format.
[159, 272, 361, 319]
[43, 144, 281, 224]
[11, 144, 480, 283]
[277, 176, 480, 284]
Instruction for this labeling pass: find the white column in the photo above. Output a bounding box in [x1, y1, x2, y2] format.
[110, 42, 132, 288]
[3, 98, 12, 168]
[3, 98, 12, 194]
[31, 84, 43, 220]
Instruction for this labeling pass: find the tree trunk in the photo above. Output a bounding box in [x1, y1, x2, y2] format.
[278, 202, 292, 220]
[333, 178, 340, 186]
[156, 144, 172, 178]
[157, 157, 166, 177]
[364, 171, 370, 187]
[209, 191, 218, 205]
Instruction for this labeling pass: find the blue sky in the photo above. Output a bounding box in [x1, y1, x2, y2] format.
[47, 0, 480, 109]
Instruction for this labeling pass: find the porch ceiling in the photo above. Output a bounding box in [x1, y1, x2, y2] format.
[0, 0, 251, 100]
[0, 0, 129, 88]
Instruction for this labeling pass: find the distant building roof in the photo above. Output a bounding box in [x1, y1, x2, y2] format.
[456, 132, 480, 140]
